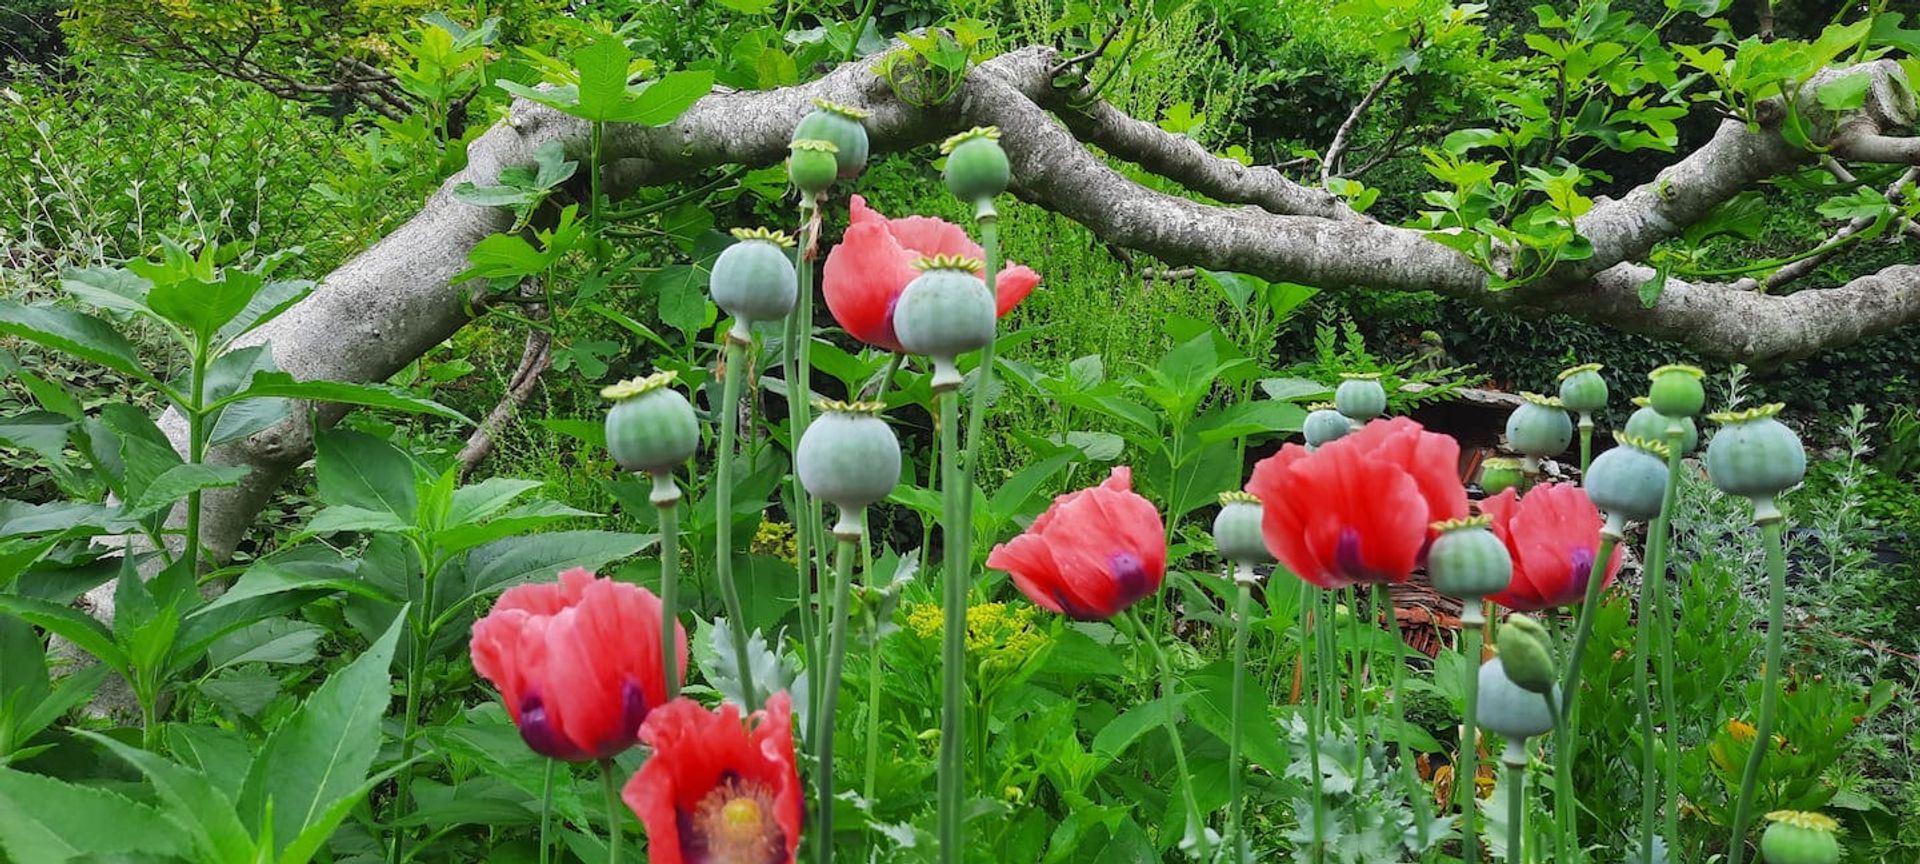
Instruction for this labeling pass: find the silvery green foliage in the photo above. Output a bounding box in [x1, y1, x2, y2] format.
[1280, 715, 1454, 863]
[693, 618, 804, 727]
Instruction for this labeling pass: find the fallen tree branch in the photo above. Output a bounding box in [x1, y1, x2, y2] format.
[457, 316, 554, 482]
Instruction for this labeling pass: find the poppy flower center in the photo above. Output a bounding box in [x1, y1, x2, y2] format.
[1333, 527, 1392, 584]
[687, 776, 785, 864]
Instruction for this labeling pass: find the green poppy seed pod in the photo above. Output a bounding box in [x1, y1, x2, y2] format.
[894, 254, 996, 391]
[1302, 403, 1350, 449]
[1334, 373, 1387, 423]
[602, 372, 700, 478]
[1495, 615, 1557, 694]
[787, 139, 840, 196]
[1507, 393, 1573, 469]
[709, 228, 798, 341]
[1427, 517, 1512, 623]
[1478, 457, 1525, 495]
[1556, 362, 1608, 415]
[1476, 657, 1557, 759]
[1648, 363, 1707, 418]
[1759, 811, 1842, 864]
[1706, 404, 1806, 524]
[1585, 433, 1672, 530]
[796, 400, 901, 538]
[1212, 492, 1271, 570]
[1626, 397, 1699, 455]
[941, 127, 1009, 208]
[792, 98, 870, 178]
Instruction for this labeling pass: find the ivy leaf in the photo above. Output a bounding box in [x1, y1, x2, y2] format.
[1816, 70, 1874, 112]
[1639, 263, 1669, 308]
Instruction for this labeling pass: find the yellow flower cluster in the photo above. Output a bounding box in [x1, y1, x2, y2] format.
[904, 602, 1050, 672]
[751, 521, 798, 564]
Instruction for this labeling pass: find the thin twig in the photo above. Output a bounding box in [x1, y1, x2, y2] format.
[459, 293, 553, 480]
[1768, 166, 1919, 289]
[1322, 67, 1403, 186]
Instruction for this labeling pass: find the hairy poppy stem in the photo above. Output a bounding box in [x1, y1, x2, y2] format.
[1459, 605, 1484, 863]
[600, 758, 621, 864]
[936, 386, 967, 864]
[716, 335, 760, 710]
[1302, 583, 1328, 864]
[539, 758, 555, 864]
[961, 215, 1000, 493]
[1727, 518, 1788, 864]
[1505, 747, 1528, 864]
[1577, 415, 1594, 478]
[817, 524, 862, 864]
[653, 473, 682, 701]
[1655, 425, 1686, 853]
[1555, 532, 1621, 858]
[1123, 610, 1212, 861]
[1226, 576, 1253, 858]
[1634, 421, 1685, 863]
[781, 274, 816, 719]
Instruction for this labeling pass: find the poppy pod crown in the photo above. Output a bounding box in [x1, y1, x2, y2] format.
[1247, 416, 1468, 590]
[821, 195, 1040, 353]
[987, 467, 1167, 620]
[602, 370, 700, 482]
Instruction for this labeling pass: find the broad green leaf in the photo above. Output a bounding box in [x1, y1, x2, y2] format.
[1092, 693, 1192, 767]
[1816, 70, 1874, 112]
[0, 411, 71, 458]
[0, 595, 127, 677]
[651, 264, 710, 336]
[1258, 377, 1332, 402]
[58, 265, 152, 315]
[215, 280, 313, 345]
[148, 273, 260, 339]
[617, 70, 715, 125]
[0, 301, 158, 387]
[277, 760, 416, 864]
[465, 530, 655, 597]
[124, 462, 250, 519]
[1639, 264, 1668, 308]
[196, 558, 397, 616]
[74, 729, 255, 863]
[0, 767, 192, 861]
[207, 618, 327, 669]
[432, 499, 598, 554]
[167, 724, 255, 801]
[238, 613, 403, 856]
[203, 343, 291, 447]
[296, 504, 413, 538]
[1816, 187, 1890, 221]
[572, 35, 638, 122]
[314, 428, 419, 519]
[17, 369, 82, 418]
[446, 477, 544, 525]
[219, 372, 472, 425]
[425, 705, 592, 825]
[10, 665, 108, 755]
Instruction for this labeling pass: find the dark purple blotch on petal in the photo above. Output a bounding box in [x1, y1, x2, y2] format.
[517, 691, 585, 761]
[1567, 547, 1597, 595]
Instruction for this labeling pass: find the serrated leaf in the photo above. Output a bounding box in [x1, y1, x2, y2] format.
[651, 264, 710, 336]
[75, 729, 255, 862]
[237, 613, 403, 856]
[219, 372, 471, 425]
[0, 301, 158, 387]
[616, 70, 714, 125]
[464, 530, 655, 597]
[0, 595, 127, 677]
[314, 428, 419, 519]
[124, 462, 250, 518]
[297, 504, 413, 538]
[149, 274, 261, 339]
[0, 767, 193, 860]
[208, 618, 327, 669]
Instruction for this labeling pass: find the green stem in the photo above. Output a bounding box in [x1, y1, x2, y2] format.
[795, 197, 830, 711]
[962, 212, 1000, 490]
[1302, 583, 1327, 864]
[1378, 583, 1430, 851]
[1556, 532, 1622, 858]
[653, 473, 682, 700]
[1346, 587, 1368, 770]
[817, 525, 861, 863]
[1654, 430, 1685, 852]
[182, 337, 209, 579]
[601, 758, 622, 864]
[841, 0, 880, 62]
[1508, 753, 1528, 864]
[539, 758, 555, 864]
[1459, 607, 1484, 863]
[1227, 577, 1253, 858]
[716, 335, 760, 709]
[588, 121, 604, 231]
[779, 275, 817, 725]
[1636, 422, 1686, 862]
[863, 528, 883, 802]
[1124, 610, 1211, 861]
[936, 386, 967, 864]
[1726, 518, 1788, 864]
[1577, 415, 1594, 478]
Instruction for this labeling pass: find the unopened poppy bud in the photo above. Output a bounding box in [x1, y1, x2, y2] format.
[1334, 373, 1386, 423]
[602, 371, 700, 478]
[1496, 614, 1556, 694]
[1585, 433, 1671, 531]
[1478, 457, 1525, 495]
[792, 98, 871, 178]
[1212, 492, 1271, 570]
[1648, 363, 1706, 417]
[1477, 656, 1557, 762]
[1427, 517, 1512, 623]
[787, 139, 840, 195]
[710, 228, 798, 340]
[894, 254, 996, 391]
[1302, 403, 1350, 449]
[1557, 362, 1608, 415]
[1625, 396, 1699, 455]
[1706, 404, 1805, 524]
[941, 126, 1010, 210]
[1759, 811, 1841, 864]
[796, 400, 902, 538]
[1507, 393, 1573, 470]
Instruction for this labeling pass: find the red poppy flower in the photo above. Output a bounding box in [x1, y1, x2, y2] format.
[985, 466, 1166, 620]
[469, 567, 687, 762]
[1482, 483, 1623, 612]
[821, 194, 1041, 351]
[1247, 416, 1468, 589]
[623, 691, 803, 864]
